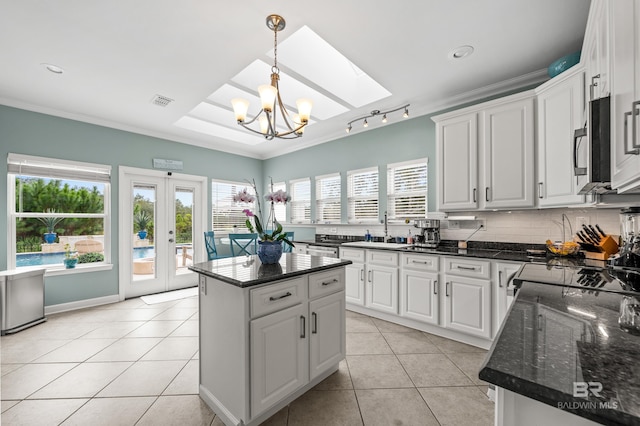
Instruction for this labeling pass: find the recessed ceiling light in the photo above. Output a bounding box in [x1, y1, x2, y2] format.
[448, 45, 474, 60]
[41, 63, 64, 74]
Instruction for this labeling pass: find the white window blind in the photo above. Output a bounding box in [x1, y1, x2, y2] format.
[387, 159, 428, 219]
[290, 178, 311, 223]
[211, 180, 255, 232]
[315, 173, 341, 223]
[272, 181, 287, 223]
[347, 167, 379, 223]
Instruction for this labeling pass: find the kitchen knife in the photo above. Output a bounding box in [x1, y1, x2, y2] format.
[583, 225, 600, 243]
[580, 228, 598, 245]
[588, 225, 602, 242]
[576, 230, 589, 243]
[595, 224, 607, 238]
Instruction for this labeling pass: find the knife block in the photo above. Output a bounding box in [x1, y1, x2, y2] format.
[583, 235, 619, 260]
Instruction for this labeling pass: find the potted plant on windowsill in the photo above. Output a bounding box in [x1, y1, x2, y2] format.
[134, 211, 151, 240]
[63, 244, 78, 269]
[234, 179, 294, 264]
[37, 208, 64, 244]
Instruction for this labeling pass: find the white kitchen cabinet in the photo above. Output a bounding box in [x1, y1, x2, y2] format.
[493, 261, 523, 337]
[611, 0, 640, 192]
[434, 91, 536, 211]
[442, 257, 492, 339]
[309, 290, 345, 381]
[365, 250, 399, 314]
[481, 97, 536, 209]
[436, 112, 478, 211]
[536, 66, 588, 206]
[400, 254, 439, 326]
[583, 0, 611, 101]
[341, 248, 366, 306]
[251, 303, 308, 417]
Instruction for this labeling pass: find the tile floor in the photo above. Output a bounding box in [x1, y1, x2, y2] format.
[1, 295, 494, 425]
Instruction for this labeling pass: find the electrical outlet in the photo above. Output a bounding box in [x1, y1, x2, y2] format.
[576, 216, 589, 229]
[448, 220, 460, 230]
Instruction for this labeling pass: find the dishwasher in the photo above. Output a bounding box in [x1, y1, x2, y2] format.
[0, 268, 47, 335]
[306, 244, 339, 258]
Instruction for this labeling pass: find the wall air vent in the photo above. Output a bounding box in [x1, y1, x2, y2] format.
[151, 94, 174, 107]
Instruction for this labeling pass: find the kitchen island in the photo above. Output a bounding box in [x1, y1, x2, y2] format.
[189, 253, 351, 426]
[479, 263, 640, 426]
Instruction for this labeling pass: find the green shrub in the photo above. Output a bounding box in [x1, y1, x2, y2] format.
[77, 252, 105, 264]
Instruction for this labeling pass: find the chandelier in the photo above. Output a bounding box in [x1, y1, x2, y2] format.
[231, 15, 313, 140]
[346, 104, 410, 133]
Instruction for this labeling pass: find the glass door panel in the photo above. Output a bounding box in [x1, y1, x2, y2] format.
[132, 184, 157, 282]
[174, 186, 194, 277]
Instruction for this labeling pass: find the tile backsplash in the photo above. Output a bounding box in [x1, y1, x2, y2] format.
[315, 207, 624, 245]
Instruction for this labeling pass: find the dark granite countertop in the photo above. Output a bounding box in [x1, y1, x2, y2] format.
[480, 277, 640, 425]
[189, 253, 352, 288]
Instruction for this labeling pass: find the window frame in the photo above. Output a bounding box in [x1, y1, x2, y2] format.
[289, 178, 311, 224]
[211, 179, 256, 233]
[387, 158, 428, 220]
[271, 181, 287, 224]
[8, 153, 112, 272]
[347, 166, 379, 224]
[315, 173, 341, 224]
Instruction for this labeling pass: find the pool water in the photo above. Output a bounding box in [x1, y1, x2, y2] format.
[16, 247, 156, 267]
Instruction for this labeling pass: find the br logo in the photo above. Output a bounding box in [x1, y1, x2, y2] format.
[573, 381, 603, 398]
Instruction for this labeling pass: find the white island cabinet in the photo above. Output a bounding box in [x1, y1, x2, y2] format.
[190, 254, 349, 426]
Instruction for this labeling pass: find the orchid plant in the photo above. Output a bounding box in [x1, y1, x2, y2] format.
[234, 179, 294, 248]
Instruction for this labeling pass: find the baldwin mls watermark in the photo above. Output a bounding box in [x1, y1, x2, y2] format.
[557, 382, 619, 410]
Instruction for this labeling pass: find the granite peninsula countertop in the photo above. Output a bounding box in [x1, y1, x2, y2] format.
[189, 253, 352, 288]
[480, 274, 640, 425]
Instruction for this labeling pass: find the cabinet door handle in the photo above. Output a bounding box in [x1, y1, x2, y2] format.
[360, 269, 364, 282]
[445, 281, 450, 297]
[537, 314, 543, 332]
[472, 188, 477, 203]
[632, 100, 640, 150]
[368, 270, 372, 283]
[433, 280, 438, 295]
[456, 265, 477, 271]
[624, 111, 639, 155]
[312, 312, 318, 334]
[538, 182, 544, 199]
[321, 278, 339, 286]
[498, 270, 503, 288]
[573, 127, 588, 176]
[269, 291, 292, 301]
[300, 315, 306, 338]
[485, 187, 490, 202]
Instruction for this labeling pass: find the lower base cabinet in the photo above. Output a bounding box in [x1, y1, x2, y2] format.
[366, 264, 399, 314]
[444, 275, 492, 339]
[345, 262, 365, 305]
[400, 269, 439, 325]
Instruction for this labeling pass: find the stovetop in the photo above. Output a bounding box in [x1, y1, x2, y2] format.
[514, 262, 640, 295]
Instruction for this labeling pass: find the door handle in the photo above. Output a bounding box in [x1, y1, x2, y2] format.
[485, 187, 490, 202]
[632, 100, 640, 150]
[312, 312, 318, 334]
[300, 315, 306, 338]
[573, 127, 587, 176]
[434, 280, 438, 295]
[168, 238, 174, 243]
[498, 270, 503, 288]
[368, 270, 372, 283]
[624, 111, 639, 155]
[472, 188, 477, 203]
[446, 281, 450, 297]
[360, 269, 364, 282]
[538, 182, 544, 199]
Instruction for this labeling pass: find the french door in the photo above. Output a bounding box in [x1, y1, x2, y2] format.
[119, 167, 206, 299]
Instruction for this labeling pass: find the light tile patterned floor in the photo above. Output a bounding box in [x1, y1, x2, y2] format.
[1, 296, 494, 425]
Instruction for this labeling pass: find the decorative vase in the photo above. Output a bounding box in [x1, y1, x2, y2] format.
[138, 230, 147, 240]
[64, 258, 78, 269]
[44, 232, 57, 244]
[258, 240, 283, 264]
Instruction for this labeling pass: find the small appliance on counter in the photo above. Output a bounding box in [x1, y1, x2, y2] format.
[608, 207, 640, 290]
[413, 219, 440, 248]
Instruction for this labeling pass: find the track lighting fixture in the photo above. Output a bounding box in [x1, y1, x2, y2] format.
[346, 104, 410, 133]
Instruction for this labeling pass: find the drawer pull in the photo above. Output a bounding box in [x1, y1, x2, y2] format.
[312, 312, 318, 334]
[321, 278, 339, 286]
[456, 265, 477, 271]
[269, 291, 292, 301]
[411, 260, 429, 265]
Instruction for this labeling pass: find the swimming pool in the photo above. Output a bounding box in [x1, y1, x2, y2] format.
[16, 247, 156, 267]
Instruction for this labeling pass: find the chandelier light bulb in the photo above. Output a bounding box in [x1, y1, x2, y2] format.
[346, 125, 352, 133]
[258, 85, 277, 112]
[403, 108, 409, 118]
[363, 119, 368, 128]
[258, 116, 270, 134]
[231, 98, 250, 122]
[382, 114, 388, 123]
[296, 98, 313, 123]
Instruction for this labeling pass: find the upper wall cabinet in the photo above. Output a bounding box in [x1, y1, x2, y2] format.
[434, 91, 536, 212]
[610, 0, 640, 192]
[583, 0, 611, 101]
[535, 66, 588, 207]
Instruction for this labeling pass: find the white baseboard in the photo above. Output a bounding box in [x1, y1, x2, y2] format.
[45, 294, 121, 315]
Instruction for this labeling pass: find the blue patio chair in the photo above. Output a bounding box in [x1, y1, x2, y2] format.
[229, 233, 258, 256]
[282, 231, 295, 253]
[204, 231, 219, 260]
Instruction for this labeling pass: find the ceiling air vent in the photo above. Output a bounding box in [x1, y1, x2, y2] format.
[151, 94, 174, 107]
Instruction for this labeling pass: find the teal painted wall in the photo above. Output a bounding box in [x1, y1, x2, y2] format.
[0, 105, 262, 306]
[263, 116, 435, 221]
